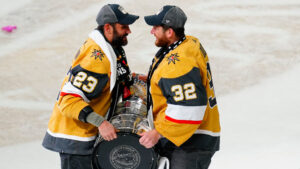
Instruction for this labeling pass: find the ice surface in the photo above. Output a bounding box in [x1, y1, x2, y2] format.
[0, 0, 299, 168]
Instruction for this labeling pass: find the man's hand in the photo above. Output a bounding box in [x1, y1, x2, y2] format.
[139, 129, 161, 148]
[98, 120, 117, 141]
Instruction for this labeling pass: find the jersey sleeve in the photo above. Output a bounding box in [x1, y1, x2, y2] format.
[57, 41, 110, 121]
[156, 67, 207, 146]
[64, 65, 109, 101]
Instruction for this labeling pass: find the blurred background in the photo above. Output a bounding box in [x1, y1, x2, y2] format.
[0, 0, 299, 168]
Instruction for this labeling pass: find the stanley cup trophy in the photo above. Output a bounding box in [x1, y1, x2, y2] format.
[92, 74, 161, 169]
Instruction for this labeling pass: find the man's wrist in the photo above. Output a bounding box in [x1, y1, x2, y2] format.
[154, 129, 162, 139]
[86, 112, 105, 127]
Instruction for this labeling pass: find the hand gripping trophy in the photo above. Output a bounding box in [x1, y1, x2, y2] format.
[92, 74, 169, 169]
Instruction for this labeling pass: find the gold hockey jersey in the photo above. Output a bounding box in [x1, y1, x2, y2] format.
[42, 30, 122, 155]
[150, 35, 220, 149]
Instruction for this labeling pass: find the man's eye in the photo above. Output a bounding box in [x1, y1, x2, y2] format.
[122, 25, 129, 29]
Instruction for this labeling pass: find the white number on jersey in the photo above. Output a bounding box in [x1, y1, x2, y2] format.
[73, 72, 98, 93]
[171, 83, 197, 102]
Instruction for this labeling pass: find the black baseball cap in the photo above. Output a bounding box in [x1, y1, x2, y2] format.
[96, 4, 139, 26]
[144, 5, 187, 28]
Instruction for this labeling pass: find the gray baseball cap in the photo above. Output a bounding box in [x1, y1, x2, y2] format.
[96, 4, 139, 26]
[144, 5, 187, 28]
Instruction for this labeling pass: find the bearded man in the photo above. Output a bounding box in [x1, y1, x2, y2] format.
[139, 5, 220, 169]
[42, 4, 139, 169]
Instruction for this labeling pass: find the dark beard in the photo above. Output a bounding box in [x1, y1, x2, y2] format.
[155, 36, 169, 47]
[112, 28, 128, 47]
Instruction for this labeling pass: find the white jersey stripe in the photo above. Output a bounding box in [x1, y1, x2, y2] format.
[47, 129, 96, 142]
[194, 129, 220, 137]
[61, 82, 90, 102]
[165, 104, 206, 122]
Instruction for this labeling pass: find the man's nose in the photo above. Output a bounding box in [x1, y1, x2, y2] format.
[126, 27, 131, 34]
[151, 27, 155, 34]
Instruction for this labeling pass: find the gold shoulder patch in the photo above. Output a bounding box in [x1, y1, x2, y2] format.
[91, 49, 105, 61]
[167, 53, 180, 64]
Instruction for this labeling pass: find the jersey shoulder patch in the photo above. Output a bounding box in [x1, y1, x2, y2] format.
[69, 65, 109, 100]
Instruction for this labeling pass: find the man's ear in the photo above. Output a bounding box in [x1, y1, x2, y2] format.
[103, 23, 113, 34]
[166, 28, 175, 39]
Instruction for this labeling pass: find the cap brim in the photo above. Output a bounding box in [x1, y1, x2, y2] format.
[118, 14, 139, 25]
[144, 15, 162, 26]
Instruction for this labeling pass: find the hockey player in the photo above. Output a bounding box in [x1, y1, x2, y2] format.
[139, 5, 221, 169]
[42, 4, 139, 169]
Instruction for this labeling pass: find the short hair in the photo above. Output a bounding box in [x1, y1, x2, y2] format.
[161, 24, 185, 38]
[96, 23, 116, 32]
[97, 25, 104, 32]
